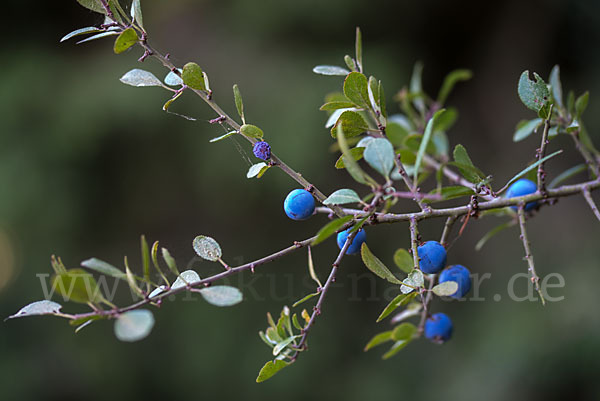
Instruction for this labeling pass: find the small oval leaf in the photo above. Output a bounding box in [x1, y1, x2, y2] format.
[312, 65, 350, 76]
[113, 28, 139, 54]
[6, 300, 63, 320]
[114, 310, 155, 342]
[192, 236, 222, 261]
[200, 285, 243, 307]
[323, 189, 361, 205]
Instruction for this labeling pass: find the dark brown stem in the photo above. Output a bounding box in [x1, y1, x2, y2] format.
[537, 108, 552, 193]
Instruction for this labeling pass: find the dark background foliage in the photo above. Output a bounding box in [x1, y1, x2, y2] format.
[1, 0, 600, 400]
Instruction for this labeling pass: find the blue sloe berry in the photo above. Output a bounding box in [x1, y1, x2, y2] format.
[506, 178, 537, 211]
[438, 265, 471, 299]
[284, 189, 315, 220]
[336, 228, 367, 255]
[424, 312, 453, 343]
[253, 141, 271, 161]
[417, 241, 447, 274]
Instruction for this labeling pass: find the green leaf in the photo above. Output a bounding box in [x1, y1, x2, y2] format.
[410, 61, 425, 113]
[364, 138, 395, 178]
[320, 101, 357, 111]
[233, 84, 245, 122]
[579, 124, 600, 156]
[343, 72, 370, 109]
[575, 91, 589, 119]
[475, 221, 515, 251]
[312, 215, 353, 246]
[433, 107, 458, 132]
[364, 331, 393, 351]
[256, 360, 290, 383]
[452, 144, 486, 183]
[513, 118, 543, 142]
[273, 336, 300, 356]
[114, 310, 155, 342]
[181, 62, 206, 91]
[437, 69, 472, 105]
[517, 70, 550, 112]
[292, 292, 319, 308]
[60, 27, 105, 42]
[335, 147, 364, 169]
[337, 125, 372, 185]
[130, 0, 144, 31]
[396, 149, 416, 165]
[344, 55, 356, 71]
[76, 0, 107, 14]
[324, 189, 361, 205]
[6, 300, 63, 320]
[161, 247, 179, 275]
[192, 236, 222, 262]
[414, 109, 445, 182]
[247, 162, 269, 179]
[376, 293, 416, 322]
[141, 235, 150, 285]
[393, 249, 413, 274]
[391, 322, 417, 341]
[355, 27, 363, 70]
[199, 286, 243, 307]
[210, 131, 237, 143]
[331, 110, 369, 138]
[548, 164, 587, 189]
[382, 339, 412, 359]
[432, 281, 459, 296]
[312, 65, 350, 76]
[51, 268, 103, 304]
[400, 269, 424, 294]
[240, 124, 264, 140]
[172, 270, 201, 290]
[386, 122, 410, 147]
[76, 31, 119, 44]
[360, 243, 402, 284]
[162, 91, 183, 112]
[113, 28, 139, 54]
[81, 258, 125, 279]
[549, 65, 563, 109]
[501, 150, 563, 191]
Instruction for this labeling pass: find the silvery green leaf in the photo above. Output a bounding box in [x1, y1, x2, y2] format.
[76, 31, 119, 45]
[400, 269, 424, 294]
[120, 69, 165, 88]
[356, 136, 375, 148]
[164, 69, 183, 86]
[312, 65, 350, 76]
[148, 285, 168, 298]
[81, 257, 125, 278]
[323, 189, 361, 205]
[130, 0, 144, 31]
[247, 162, 267, 178]
[272, 336, 300, 356]
[114, 310, 155, 342]
[432, 281, 459, 296]
[364, 138, 395, 177]
[325, 108, 355, 128]
[199, 286, 243, 307]
[6, 300, 63, 320]
[192, 236, 222, 261]
[60, 27, 104, 42]
[171, 270, 201, 290]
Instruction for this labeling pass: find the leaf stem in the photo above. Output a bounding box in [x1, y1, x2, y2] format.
[582, 186, 600, 222]
[536, 107, 552, 193]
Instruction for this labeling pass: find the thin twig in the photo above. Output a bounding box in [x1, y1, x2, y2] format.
[290, 231, 356, 360]
[315, 177, 600, 223]
[516, 205, 546, 306]
[409, 216, 420, 270]
[537, 107, 552, 193]
[68, 235, 317, 321]
[570, 131, 600, 178]
[395, 156, 429, 211]
[582, 187, 600, 222]
[440, 215, 458, 248]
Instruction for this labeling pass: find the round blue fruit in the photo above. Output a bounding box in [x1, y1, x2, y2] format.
[438, 265, 472, 299]
[253, 141, 271, 161]
[424, 313, 453, 343]
[506, 178, 538, 211]
[417, 241, 447, 274]
[283, 189, 315, 220]
[336, 228, 366, 255]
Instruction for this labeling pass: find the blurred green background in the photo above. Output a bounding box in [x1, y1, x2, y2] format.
[2, 0, 600, 400]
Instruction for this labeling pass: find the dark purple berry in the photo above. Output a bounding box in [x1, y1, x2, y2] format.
[253, 141, 271, 161]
